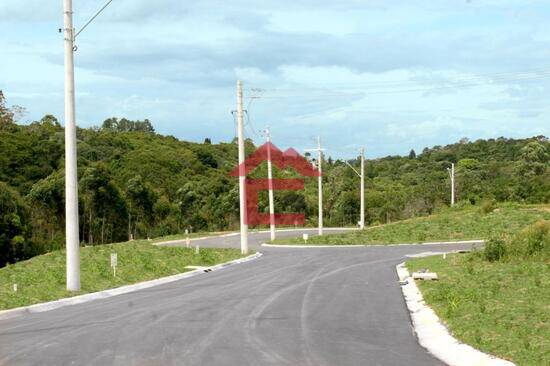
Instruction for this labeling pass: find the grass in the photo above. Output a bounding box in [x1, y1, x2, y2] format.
[407, 253, 549, 366]
[273, 203, 550, 245]
[151, 230, 236, 243]
[0, 240, 248, 310]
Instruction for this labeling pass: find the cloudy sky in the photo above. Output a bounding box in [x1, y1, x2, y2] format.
[1, 0, 549, 158]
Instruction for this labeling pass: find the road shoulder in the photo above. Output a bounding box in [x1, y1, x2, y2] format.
[396, 260, 515, 366]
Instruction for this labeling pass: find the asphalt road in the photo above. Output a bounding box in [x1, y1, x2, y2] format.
[0, 231, 477, 366]
[157, 227, 355, 250]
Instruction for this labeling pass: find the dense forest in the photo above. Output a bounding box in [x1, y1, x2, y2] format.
[0, 91, 549, 266]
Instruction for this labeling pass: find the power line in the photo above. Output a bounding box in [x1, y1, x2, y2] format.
[74, 0, 116, 39]
[246, 67, 550, 91]
[248, 72, 550, 99]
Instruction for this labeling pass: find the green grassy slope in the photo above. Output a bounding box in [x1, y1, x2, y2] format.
[0, 241, 247, 310]
[407, 249, 549, 365]
[273, 204, 550, 245]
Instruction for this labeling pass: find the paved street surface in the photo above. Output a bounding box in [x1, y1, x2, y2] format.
[0, 231, 476, 365]
[157, 227, 355, 250]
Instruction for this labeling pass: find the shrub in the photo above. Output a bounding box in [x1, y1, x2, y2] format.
[509, 220, 550, 259]
[480, 199, 497, 215]
[484, 237, 507, 262]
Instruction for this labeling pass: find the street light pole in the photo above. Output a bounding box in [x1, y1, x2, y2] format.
[360, 148, 365, 229]
[305, 137, 325, 235]
[344, 148, 365, 229]
[236, 80, 249, 254]
[265, 128, 276, 241]
[63, 0, 80, 291]
[451, 162, 455, 206]
[447, 163, 455, 207]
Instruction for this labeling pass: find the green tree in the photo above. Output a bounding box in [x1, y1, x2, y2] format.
[0, 182, 34, 266]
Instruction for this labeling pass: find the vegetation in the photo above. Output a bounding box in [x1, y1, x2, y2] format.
[407, 220, 550, 366]
[275, 204, 550, 245]
[0, 241, 247, 310]
[0, 90, 548, 265]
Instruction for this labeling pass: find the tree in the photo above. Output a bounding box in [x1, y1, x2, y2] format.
[0, 182, 33, 266]
[204, 138, 212, 144]
[126, 175, 156, 239]
[408, 149, 416, 159]
[101, 117, 155, 133]
[27, 171, 64, 246]
[80, 164, 127, 244]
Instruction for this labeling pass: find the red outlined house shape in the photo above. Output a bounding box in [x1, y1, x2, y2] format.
[229, 142, 320, 226]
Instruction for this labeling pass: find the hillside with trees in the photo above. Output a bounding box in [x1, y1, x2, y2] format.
[0, 91, 548, 266]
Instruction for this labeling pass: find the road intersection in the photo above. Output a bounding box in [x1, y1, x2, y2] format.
[0, 230, 474, 365]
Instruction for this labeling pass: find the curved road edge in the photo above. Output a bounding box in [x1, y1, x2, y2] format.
[396, 260, 516, 366]
[262, 239, 484, 248]
[0, 252, 263, 321]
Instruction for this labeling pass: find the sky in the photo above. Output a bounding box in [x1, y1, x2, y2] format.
[1, 0, 549, 158]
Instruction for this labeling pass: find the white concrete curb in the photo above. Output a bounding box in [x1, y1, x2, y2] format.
[396, 260, 515, 366]
[262, 239, 484, 248]
[154, 227, 357, 246]
[0, 252, 262, 321]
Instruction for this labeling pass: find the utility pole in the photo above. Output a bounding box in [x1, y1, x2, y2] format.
[451, 163, 455, 206]
[317, 137, 323, 236]
[236, 80, 248, 254]
[63, 0, 80, 291]
[265, 127, 276, 241]
[360, 148, 365, 229]
[306, 137, 324, 235]
[344, 148, 365, 229]
[447, 163, 455, 207]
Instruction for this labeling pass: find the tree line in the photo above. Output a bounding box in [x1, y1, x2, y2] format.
[0, 91, 548, 266]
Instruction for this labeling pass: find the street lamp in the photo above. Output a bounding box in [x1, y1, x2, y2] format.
[344, 148, 365, 229]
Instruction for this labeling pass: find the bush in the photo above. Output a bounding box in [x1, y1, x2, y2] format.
[480, 199, 497, 215]
[484, 237, 507, 262]
[509, 220, 550, 259]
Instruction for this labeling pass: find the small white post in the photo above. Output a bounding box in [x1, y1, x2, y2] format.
[110, 252, 117, 277]
[303, 233, 309, 244]
[195, 245, 200, 255]
[13, 284, 17, 292]
[185, 229, 190, 248]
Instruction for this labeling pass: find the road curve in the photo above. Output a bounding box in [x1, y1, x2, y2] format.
[0, 231, 477, 365]
[157, 227, 355, 250]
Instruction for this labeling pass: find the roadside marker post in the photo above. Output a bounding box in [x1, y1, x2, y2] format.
[195, 245, 200, 255]
[111, 253, 117, 277]
[185, 229, 190, 248]
[13, 284, 17, 292]
[303, 233, 309, 244]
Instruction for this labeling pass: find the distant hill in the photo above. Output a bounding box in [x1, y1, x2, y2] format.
[0, 91, 548, 265]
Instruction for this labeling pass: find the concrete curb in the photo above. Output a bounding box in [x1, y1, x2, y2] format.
[0, 252, 262, 321]
[262, 239, 484, 248]
[154, 227, 357, 246]
[396, 260, 515, 366]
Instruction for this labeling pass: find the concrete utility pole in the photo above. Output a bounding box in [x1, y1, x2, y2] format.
[265, 128, 276, 241]
[63, 0, 80, 291]
[344, 148, 365, 229]
[306, 137, 324, 235]
[317, 137, 323, 235]
[236, 81, 249, 254]
[360, 148, 365, 229]
[447, 163, 455, 206]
